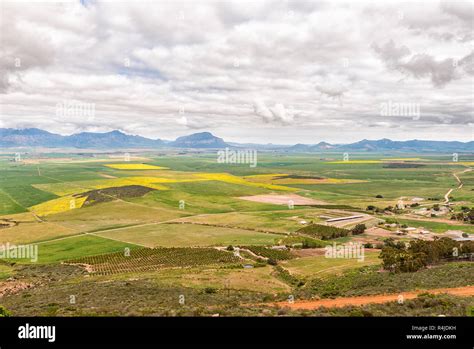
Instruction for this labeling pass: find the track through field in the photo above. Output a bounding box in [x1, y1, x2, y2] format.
[273, 285, 474, 309]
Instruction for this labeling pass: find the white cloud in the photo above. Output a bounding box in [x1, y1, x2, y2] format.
[253, 99, 297, 125]
[0, 0, 472, 143]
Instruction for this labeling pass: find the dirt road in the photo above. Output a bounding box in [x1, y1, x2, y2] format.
[444, 168, 471, 204]
[273, 285, 474, 309]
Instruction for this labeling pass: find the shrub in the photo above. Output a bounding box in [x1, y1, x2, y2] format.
[352, 224, 366, 235]
[0, 306, 11, 317]
[267, 258, 278, 266]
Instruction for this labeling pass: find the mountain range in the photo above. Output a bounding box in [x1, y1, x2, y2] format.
[0, 128, 472, 152]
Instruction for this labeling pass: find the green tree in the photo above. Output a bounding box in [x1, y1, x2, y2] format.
[352, 224, 366, 235]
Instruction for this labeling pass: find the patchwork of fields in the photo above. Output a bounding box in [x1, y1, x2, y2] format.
[0, 151, 473, 316]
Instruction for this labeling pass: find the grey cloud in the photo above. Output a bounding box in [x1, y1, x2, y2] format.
[0, 1, 472, 143]
[372, 40, 473, 87]
[176, 116, 212, 130]
[315, 83, 349, 100]
[440, 1, 474, 22]
[372, 40, 411, 67]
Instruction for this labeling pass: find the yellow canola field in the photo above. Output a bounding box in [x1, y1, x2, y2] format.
[243, 174, 366, 185]
[194, 173, 296, 191]
[30, 195, 87, 216]
[30, 172, 299, 216]
[105, 164, 169, 170]
[272, 178, 366, 185]
[381, 158, 423, 161]
[33, 176, 207, 196]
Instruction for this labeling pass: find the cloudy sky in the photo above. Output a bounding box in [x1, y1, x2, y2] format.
[0, 0, 473, 144]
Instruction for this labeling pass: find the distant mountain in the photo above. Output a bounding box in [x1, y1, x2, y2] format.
[0, 128, 472, 152]
[0, 128, 163, 149]
[288, 141, 335, 152]
[66, 130, 164, 148]
[286, 138, 473, 152]
[341, 139, 474, 152]
[170, 132, 229, 148]
[0, 128, 65, 147]
[227, 142, 288, 150]
[288, 143, 313, 152]
[316, 141, 333, 150]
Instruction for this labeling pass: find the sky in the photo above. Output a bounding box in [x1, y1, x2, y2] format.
[0, 0, 473, 144]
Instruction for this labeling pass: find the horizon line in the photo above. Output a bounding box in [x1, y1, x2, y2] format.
[1, 127, 471, 145]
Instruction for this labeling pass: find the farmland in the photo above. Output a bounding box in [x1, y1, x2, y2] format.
[0, 151, 472, 316]
[67, 247, 241, 275]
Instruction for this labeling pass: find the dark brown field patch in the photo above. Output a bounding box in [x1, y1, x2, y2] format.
[383, 163, 425, 168]
[273, 174, 324, 180]
[75, 185, 156, 206]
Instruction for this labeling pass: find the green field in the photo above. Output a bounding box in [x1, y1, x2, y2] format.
[383, 217, 474, 234]
[96, 223, 283, 247]
[281, 251, 381, 279]
[6, 235, 139, 264]
[0, 151, 472, 317]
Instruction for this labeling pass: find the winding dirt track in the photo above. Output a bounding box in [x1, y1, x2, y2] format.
[273, 285, 474, 309]
[444, 168, 471, 204]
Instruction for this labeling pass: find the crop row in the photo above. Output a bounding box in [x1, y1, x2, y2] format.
[66, 247, 240, 275]
[240, 246, 294, 260]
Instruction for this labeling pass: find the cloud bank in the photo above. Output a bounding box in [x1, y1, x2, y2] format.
[0, 0, 472, 143]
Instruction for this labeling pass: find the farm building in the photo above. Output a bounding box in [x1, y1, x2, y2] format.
[326, 215, 364, 222]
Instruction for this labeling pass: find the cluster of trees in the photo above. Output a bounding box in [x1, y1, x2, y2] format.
[380, 237, 474, 273]
[351, 224, 366, 235]
[366, 205, 383, 213]
[450, 207, 474, 224]
[297, 223, 366, 241]
[366, 205, 406, 214]
[297, 224, 350, 240]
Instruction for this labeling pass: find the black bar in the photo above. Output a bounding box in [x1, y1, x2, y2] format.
[0, 316, 472, 348]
